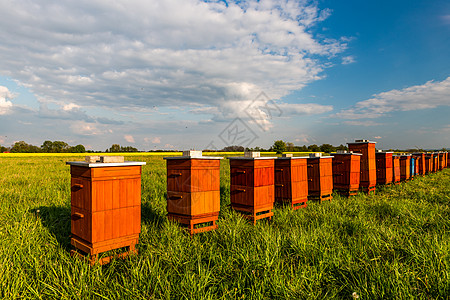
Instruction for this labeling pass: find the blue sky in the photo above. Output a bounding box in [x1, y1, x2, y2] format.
[0, 0, 449, 151]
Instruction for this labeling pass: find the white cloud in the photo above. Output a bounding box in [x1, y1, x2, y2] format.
[0, 86, 14, 115]
[343, 120, 383, 126]
[124, 135, 135, 143]
[342, 55, 356, 65]
[373, 136, 382, 139]
[336, 77, 450, 119]
[0, 0, 347, 128]
[152, 137, 161, 144]
[70, 121, 104, 136]
[164, 143, 175, 149]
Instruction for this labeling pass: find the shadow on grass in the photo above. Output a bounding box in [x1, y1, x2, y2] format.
[141, 201, 166, 229]
[30, 205, 71, 250]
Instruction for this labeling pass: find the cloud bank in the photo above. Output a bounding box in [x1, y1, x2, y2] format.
[336, 77, 450, 120]
[0, 0, 346, 120]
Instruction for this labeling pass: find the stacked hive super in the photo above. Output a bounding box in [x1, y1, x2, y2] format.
[274, 154, 308, 209]
[330, 150, 361, 196]
[165, 151, 223, 235]
[229, 152, 276, 224]
[67, 156, 146, 265]
[307, 153, 333, 202]
[347, 140, 377, 194]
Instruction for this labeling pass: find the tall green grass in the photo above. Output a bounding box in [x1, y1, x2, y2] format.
[0, 156, 449, 299]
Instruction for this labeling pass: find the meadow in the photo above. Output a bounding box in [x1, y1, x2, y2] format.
[0, 154, 449, 299]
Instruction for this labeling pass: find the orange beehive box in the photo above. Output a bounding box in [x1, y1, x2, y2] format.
[399, 155, 411, 181]
[307, 154, 333, 202]
[415, 156, 420, 175]
[425, 153, 433, 174]
[274, 156, 308, 210]
[347, 140, 377, 194]
[446, 152, 449, 168]
[375, 151, 394, 185]
[432, 153, 439, 172]
[392, 156, 401, 184]
[67, 159, 146, 265]
[330, 152, 361, 196]
[164, 152, 222, 235]
[413, 153, 426, 175]
[229, 153, 276, 224]
[438, 153, 445, 170]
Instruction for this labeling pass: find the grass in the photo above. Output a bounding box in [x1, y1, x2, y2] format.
[0, 155, 449, 299]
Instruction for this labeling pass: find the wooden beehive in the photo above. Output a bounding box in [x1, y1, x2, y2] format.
[415, 156, 420, 175]
[67, 159, 146, 265]
[164, 153, 222, 235]
[438, 153, 445, 170]
[392, 156, 401, 184]
[446, 152, 449, 168]
[413, 153, 426, 175]
[347, 140, 376, 193]
[375, 151, 393, 185]
[274, 156, 308, 209]
[433, 153, 439, 172]
[399, 155, 411, 181]
[331, 152, 361, 196]
[229, 155, 276, 224]
[425, 154, 433, 174]
[307, 155, 333, 202]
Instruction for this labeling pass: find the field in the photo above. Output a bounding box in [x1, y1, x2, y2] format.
[0, 154, 449, 299]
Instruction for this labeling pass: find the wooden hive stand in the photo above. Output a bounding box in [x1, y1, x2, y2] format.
[347, 140, 377, 194]
[375, 151, 394, 186]
[229, 152, 276, 224]
[274, 155, 308, 210]
[331, 152, 361, 196]
[399, 155, 411, 181]
[66, 158, 146, 265]
[392, 156, 401, 185]
[164, 151, 222, 235]
[307, 154, 333, 202]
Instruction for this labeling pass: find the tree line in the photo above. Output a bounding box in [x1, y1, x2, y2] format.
[0, 141, 139, 153]
[215, 141, 349, 154]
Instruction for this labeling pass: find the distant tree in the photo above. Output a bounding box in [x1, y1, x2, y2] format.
[121, 146, 138, 152]
[70, 144, 86, 153]
[222, 145, 245, 152]
[307, 144, 320, 152]
[109, 144, 121, 153]
[41, 140, 53, 152]
[0, 145, 7, 153]
[320, 144, 335, 154]
[286, 142, 294, 152]
[11, 141, 41, 153]
[246, 146, 267, 152]
[41, 140, 70, 152]
[294, 145, 308, 152]
[272, 140, 287, 154]
[336, 144, 348, 151]
[52, 141, 70, 153]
